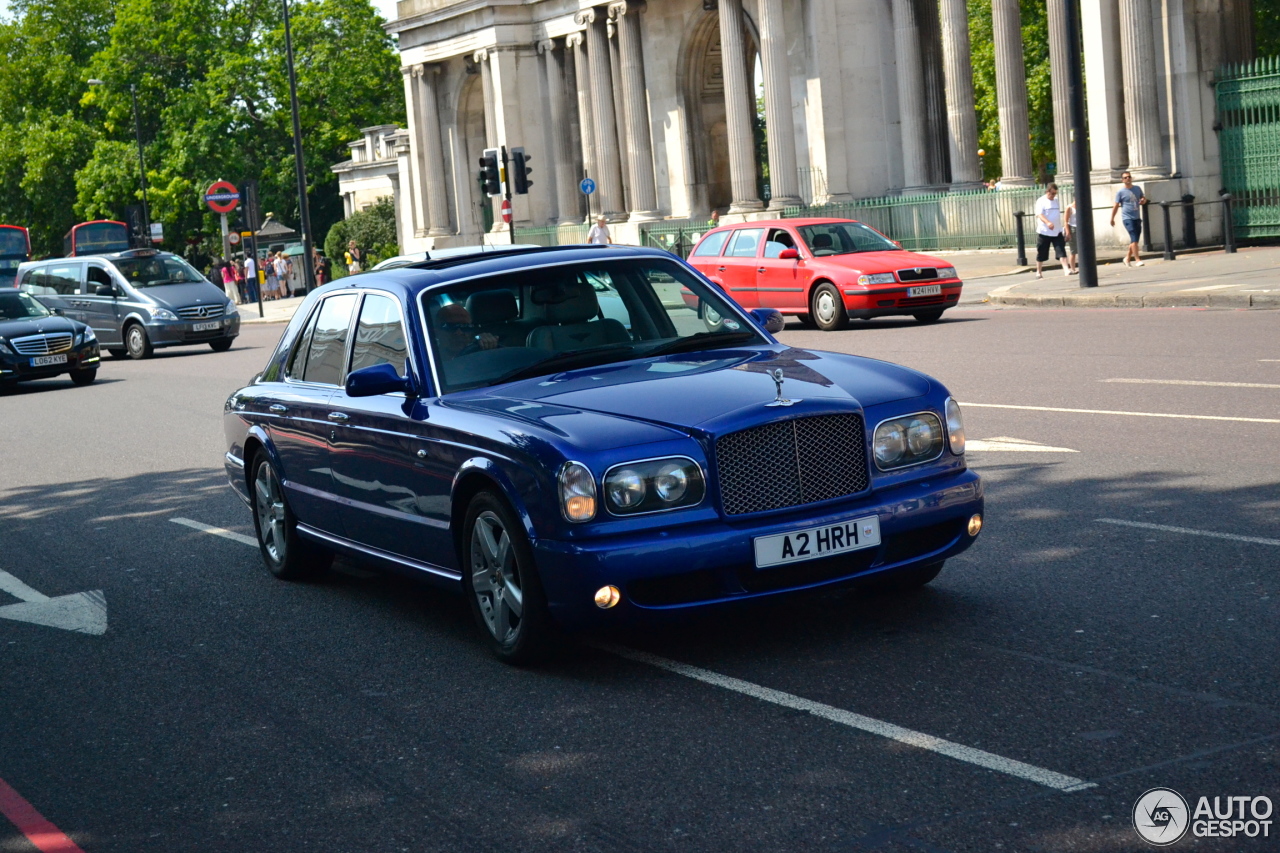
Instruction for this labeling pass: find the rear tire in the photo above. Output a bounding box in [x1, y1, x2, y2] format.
[69, 369, 97, 386]
[124, 323, 153, 359]
[250, 451, 332, 581]
[913, 309, 945, 324]
[858, 561, 944, 594]
[209, 338, 234, 352]
[810, 282, 848, 331]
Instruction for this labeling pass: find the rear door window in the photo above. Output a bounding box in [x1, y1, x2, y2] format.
[725, 229, 765, 258]
[691, 231, 730, 258]
[301, 293, 358, 385]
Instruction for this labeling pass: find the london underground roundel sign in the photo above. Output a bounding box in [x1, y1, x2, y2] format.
[204, 180, 240, 214]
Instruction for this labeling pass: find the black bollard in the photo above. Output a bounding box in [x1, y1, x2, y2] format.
[1141, 200, 1154, 253]
[1181, 194, 1197, 248]
[1160, 202, 1176, 261]
[1222, 193, 1237, 254]
[1014, 212, 1028, 266]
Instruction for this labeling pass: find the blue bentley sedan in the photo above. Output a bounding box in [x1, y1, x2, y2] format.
[223, 246, 983, 663]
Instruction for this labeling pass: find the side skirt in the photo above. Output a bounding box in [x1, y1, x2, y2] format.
[296, 522, 463, 590]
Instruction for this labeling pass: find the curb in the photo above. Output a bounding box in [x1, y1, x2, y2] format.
[990, 290, 1280, 308]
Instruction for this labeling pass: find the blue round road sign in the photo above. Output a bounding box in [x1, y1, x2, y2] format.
[580, 178, 596, 195]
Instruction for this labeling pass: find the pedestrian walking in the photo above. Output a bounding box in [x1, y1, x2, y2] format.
[587, 215, 612, 245]
[1109, 171, 1147, 267]
[264, 253, 279, 300]
[220, 258, 239, 304]
[276, 253, 292, 298]
[345, 240, 363, 274]
[1033, 183, 1070, 279]
[1063, 199, 1079, 275]
[318, 252, 332, 287]
[245, 254, 259, 303]
[233, 258, 247, 303]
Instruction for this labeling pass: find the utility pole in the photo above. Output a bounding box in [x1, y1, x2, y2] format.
[129, 85, 151, 242]
[501, 145, 515, 245]
[1064, 0, 1096, 287]
[282, 0, 317, 294]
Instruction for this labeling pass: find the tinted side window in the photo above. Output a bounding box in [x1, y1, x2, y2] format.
[349, 293, 409, 378]
[726, 228, 765, 258]
[691, 230, 730, 257]
[43, 264, 83, 295]
[286, 305, 321, 381]
[301, 293, 357, 385]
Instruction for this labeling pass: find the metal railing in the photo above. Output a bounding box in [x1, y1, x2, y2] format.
[640, 219, 707, 259]
[511, 223, 590, 248]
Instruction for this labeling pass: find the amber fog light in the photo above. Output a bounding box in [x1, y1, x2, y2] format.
[594, 585, 621, 609]
[968, 514, 983, 536]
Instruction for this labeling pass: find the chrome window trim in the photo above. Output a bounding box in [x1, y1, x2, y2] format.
[413, 255, 764, 397]
[343, 289, 418, 391]
[871, 410, 946, 472]
[281, 290, 361, 389]
[600, 454, 707, 518]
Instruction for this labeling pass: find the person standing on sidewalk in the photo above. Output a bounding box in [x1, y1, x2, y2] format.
[1063, 199, 1080, 275]
[220, 259, 239, 304]
[586, 215, 612, 245]
[345, 240, 363, 274]
[1034, 184, 1070, 279]
[1110, 171, 1147, 267]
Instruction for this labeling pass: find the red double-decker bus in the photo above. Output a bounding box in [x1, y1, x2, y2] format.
[63, 220, 131, 257]
[0, 224, 30, 287]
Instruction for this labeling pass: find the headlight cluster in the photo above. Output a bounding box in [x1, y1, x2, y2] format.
[936, 266, 959, 279]
[944, 397, 965, 455]
[0, 338, 11, 354]
[559, 462, 597, 522]
[856, 273, 896, 286]
[873, 412, 945, 470]
[604, 457, 705, 516]
[151, 307, 178, 321]
[76, 326, 96, 345]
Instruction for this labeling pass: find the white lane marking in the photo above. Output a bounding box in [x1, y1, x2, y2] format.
[960, 402, 1280, 425]
[170, 517, 258, 547]
[1177, 284, 1237, 292]
[1260, 359, 1280, 362]
[1102, 378, 1280, 390]
[967, 437, 1079, 453]
[0, 570, 106, 635]
[599, 643, 1095, 792]
[1096, 519, 1280, 547]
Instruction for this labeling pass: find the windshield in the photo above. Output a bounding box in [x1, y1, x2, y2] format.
[0, 259, 20, 288]
[109, 255, 205, 287]
[74, 222, 130, 255]
[798, 221, 900, 256]
[0, 228, 28, 257]
[421, 258, 766, 393]
[0, 291, 52, 320]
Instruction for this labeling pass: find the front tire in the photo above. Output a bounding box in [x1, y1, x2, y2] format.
[69, 369, 97, 386]
[462, 491, 556, 664]
[209, 338, 234, 352]
[250, 451, 332, 581]
[913, 309, 945, 324]
[124, 323, 153, 359]
[810, 282, 848, 331]
[858, 561, 944, 594]
[107, 348, 127, 359]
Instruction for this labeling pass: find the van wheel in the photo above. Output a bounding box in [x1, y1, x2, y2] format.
[124, 323, 153, 359]
[810, 282, 848, 331]
[69, 369, 97, 386]
[107, 348, 127, 359]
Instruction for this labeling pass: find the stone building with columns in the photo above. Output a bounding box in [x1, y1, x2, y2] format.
[339, 0, 1257, 250]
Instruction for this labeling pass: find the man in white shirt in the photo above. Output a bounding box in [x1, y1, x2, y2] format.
[244, 255, 259, 301]
[586, 215, 611, 245]
[1033, 183, 1069, 279]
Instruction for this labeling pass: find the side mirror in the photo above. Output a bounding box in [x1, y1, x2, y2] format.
[345, 362, 412, 398]
[750, 307, 786, 334]
[778, 248, 800, 260]
[51, 307, 65, 316]
[96, 284, 116, 297]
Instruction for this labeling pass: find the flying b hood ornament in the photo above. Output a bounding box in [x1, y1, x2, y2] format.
[766, 368, 799, 407]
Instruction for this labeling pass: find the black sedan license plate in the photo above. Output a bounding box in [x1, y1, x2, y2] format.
[754, 515, 881, 568]
[30, 354, 68, 367]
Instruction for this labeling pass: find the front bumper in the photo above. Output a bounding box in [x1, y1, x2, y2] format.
[0, 341, 100, 382]
[843, 282, 962, 318]
[148, 314, 240, 347]
[535, 467, 982, 627]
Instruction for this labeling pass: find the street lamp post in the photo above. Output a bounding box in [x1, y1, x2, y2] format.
[87, 79, 151, 245]
[282, 0, 317, 294]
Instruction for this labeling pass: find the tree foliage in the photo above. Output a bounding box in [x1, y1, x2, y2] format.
[0, 0, 403, 258]
[1259, 0, 1280, 57]
[324, 196, 398, 277]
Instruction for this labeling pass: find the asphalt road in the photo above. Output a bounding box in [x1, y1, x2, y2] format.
[1, 304, 1277, 852]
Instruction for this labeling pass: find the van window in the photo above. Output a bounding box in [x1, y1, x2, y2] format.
[39, 264, 83, 295]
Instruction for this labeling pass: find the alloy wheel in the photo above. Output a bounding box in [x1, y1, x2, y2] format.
[254, 461, 287, 564]
[469, 510, 523, 643]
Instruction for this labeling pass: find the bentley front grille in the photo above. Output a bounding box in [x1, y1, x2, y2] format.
[11, 333, 73, 355]
[715, 414, 869, 515]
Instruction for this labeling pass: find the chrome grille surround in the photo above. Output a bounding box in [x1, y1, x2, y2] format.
[11, 333, 74, 355]
[896, 267, 939, 282]
[177, 304, 226, 320]
[716, 414, 869, 515]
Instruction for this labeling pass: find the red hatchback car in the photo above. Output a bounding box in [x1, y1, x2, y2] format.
[687, 218, 963, 330]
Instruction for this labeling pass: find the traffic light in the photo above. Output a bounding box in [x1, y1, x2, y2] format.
[511, 147, 533, 194]
[478, 148, 501, 196]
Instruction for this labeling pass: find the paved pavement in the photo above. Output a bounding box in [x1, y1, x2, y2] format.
[1, 309, 1278, 851]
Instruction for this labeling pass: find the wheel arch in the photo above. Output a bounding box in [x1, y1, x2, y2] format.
[450, 458, 539, 567]
[241, 426, 284, 498]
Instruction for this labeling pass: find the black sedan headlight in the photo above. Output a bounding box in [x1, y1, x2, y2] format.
[873, 412, 945, 470]
[603, 457, 705, 516]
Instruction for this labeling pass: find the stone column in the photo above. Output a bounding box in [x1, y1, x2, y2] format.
[607, 22, 631, 211]
[938, 0, 982, 187]
[400, 66, 426, 235]
[892, 0, 930, 189]
[1046, 0, 1073, 180]
[576, 8, 626, 219]
[473, 49, 497, 147]
[1118, 0, 1164, 176]
[414, 65, 452, 237]
[757, 0, 801, 207]
[609, 1, 659, 220]
[717, 0, 763, 212]
[568, 31, 601, 219]
[539, 39, 582, 225]
[991, 0, 1035, 185]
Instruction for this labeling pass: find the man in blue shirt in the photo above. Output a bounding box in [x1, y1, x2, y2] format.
[1109, 171, 1147, 267]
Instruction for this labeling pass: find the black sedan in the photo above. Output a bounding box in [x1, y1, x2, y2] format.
[0, 289, 100, 389]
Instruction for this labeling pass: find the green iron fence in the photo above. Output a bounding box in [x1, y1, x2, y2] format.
[511, 223, 590, 247]
[639, 219, 708, 259]
[1216, 57, 1280, 239]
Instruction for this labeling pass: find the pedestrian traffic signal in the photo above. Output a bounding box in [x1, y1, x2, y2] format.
[478, 148, 501, 196]
[511, 147, 533, 195]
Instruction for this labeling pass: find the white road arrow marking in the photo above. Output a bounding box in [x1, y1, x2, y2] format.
[967, 436, 1079, 453]
[0, 569, 107, 636]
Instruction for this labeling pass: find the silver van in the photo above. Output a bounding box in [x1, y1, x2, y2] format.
[16, 249, 239, 359]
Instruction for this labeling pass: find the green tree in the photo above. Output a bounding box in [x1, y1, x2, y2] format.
[324, 196, 398, 277]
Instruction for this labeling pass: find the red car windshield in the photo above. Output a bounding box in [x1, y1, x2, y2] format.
[798, 222, 900, 256]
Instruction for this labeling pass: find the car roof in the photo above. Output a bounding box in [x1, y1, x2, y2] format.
[20, 248, 180, 266]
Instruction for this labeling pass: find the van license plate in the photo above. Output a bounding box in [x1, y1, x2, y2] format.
[754, 515, 881, 568]
[907, 285, 942, 298]
[193, 321, 221, 332]
[30, 354, 67, 367]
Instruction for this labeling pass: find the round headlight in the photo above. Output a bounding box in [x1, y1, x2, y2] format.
[606, 468, 646, 509]
[652, 462, 688, 503]
[558, 462, 597, 522]
[905, 418, 935, 455]
[874, 423, 905, 466]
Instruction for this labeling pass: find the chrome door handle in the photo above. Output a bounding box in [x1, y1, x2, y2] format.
[327, 412, 349, 422]
[416, 449, 428, 459]
[757, 267, 766, 273]
[717, 266, 727, 272]
[268, 404, 287, 414]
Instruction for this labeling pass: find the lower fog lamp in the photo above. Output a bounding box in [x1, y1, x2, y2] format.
[594, 585, 621, 609]
[968, 514, 983, 537]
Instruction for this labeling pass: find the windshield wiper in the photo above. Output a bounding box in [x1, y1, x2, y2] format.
[643, 331, 758, 358]
[490, 343, 639, 385]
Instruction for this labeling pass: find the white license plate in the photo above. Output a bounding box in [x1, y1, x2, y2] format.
[907, 284, 942, 298]
[30, 354, 68, 367]
[192, 321, 222, 331]
[754, 515, 881, 568]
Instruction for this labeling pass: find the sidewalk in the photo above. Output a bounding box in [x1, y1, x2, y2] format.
[964, 245, 1280, 309]
[237, 294, 308, 324]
